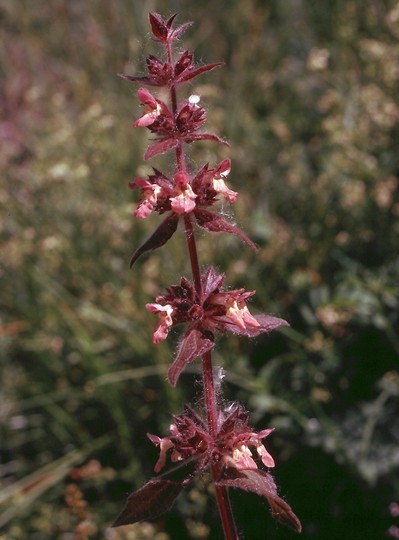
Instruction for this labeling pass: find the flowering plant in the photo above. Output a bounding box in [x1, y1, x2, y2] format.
[113, 12, 301, 538]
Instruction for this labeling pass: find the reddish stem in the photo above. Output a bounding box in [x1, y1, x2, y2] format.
[213, 478, 240, 540]
[183, 215, 202, 298]
[184, 223, 238, 540]
[166, 37, 239, 540]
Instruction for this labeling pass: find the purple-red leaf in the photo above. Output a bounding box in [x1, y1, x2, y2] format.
[112, 478, 184, 526]
[254, 314, 289, 333]
[168, 328, 214, 386]
[201, 266, 225, 300]
[194, 209, 257, 251]
[187, 132, 230, 146]
[170, 21, 194, 41]
[217, 469, 302, 533]
[176, 62, 225, 84]
[174, 50, 193, 77]
[129, 213, 179, 267]
[118, 73, 161, 87]
[224, 314, 289, 337]
[149, 12, 170, 42]
[112, 458, 198, 527]
[144, 138, 178, 160]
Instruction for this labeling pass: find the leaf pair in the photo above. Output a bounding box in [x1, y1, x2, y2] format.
[112, 461, 301, 533]
[130, 210, 256, 268]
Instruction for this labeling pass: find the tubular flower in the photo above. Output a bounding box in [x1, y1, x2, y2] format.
[134, 88, 170, 128]
[192, 159, 235, 205]
[130, 160, 236, 220]
[210, 159, 237, 203]
[132, 178, 163, 219]
[210, 290, 260, 330]
[146, 303, 174, 343]
[170, 172, 197, 214]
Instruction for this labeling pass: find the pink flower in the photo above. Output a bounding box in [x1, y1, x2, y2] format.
[210, 290, 260, 330]
[211, 159, 237, 203]
[128, 163, 256, 267]
[147, 433, 175, 473]
[170, 171, 197, 214]
[192, 159, 237, 205]
[134, 88, 164, 128]
[146, 303, 174, 343]
[132, 178, 162, 219]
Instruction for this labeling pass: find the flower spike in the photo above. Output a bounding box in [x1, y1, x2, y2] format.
[116, 10, 302, 537]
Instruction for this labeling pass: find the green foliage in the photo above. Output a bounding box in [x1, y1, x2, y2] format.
[1, 0, 398, 538]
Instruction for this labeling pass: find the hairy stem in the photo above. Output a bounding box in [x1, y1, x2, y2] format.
[167, 37, 239, 540]
[213, 478, 240, 540]
[183, 215, 202, 297]
[183, 221, 239, 540]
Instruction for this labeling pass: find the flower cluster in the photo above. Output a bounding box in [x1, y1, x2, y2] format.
[113, 12, 301, 537]
[130, 158, 236, 219]
[148, 404, 275, 474]
[132, 87, 228, 160]
[146, 267, 288, 386]
[128, 142, 254, 267]
[113, 405, 301, 533]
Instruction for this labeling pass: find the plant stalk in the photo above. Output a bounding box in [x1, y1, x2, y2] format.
[168, 37, 239, 540]
[183, 218, 239, 540]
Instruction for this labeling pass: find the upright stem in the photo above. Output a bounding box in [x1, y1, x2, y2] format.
[183, 218, 239, 540]
[201, 350, 218, 435]
[167, 37, 239, 540]
[183, 215, 202, 297]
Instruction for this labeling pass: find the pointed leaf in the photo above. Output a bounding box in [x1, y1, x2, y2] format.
[112, 478, 183, 526]
[166, 14, 178, 28]
[144, 138, 178, 160]
[217, 469, 302, 533]
[171, 21, 194, 41]
[112, 455, 199, 527]
[177, 62, 224, 84]
[254, 314, 289, 333]
[194, 209, 257, 251]
[130, 213, 179, 267]
[168, 328, 214, 386]
[174, 50, 194, 77]
[187, 132, 230, 146]
[201, 267, 225, 300]
[118, 73, 161, 87]
[149, 12, 169, 42]
[224, 314, 289, 337]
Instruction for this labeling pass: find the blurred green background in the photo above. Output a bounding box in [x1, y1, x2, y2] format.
[1, 0, 399, 538]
